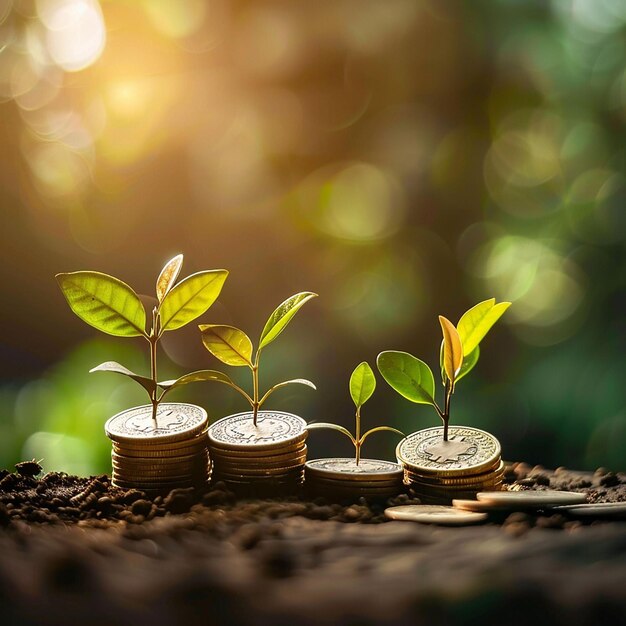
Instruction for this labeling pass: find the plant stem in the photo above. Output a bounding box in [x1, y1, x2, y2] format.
[355, 407, 361, 466]
[442, 379, 452, 441]
[150, 307, 159, 425]
[252, 352, 260, 426]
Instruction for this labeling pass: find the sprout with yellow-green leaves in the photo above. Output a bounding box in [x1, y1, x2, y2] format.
[377, 298, 510, 442]
[56, 255, 228, 424]
[198, 292, 318, 426]
[308, 361, 404, 464]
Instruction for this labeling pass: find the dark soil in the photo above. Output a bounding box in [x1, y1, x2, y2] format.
[0, 462, 624, 626]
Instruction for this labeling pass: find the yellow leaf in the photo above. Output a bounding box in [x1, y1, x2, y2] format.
[156, 254, 183, 302]
[439, 315, 463, 385]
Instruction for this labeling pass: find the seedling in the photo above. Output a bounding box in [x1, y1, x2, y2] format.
[308, 361, 403, 464]
[198, 292, 318, 426]
[56, 255, 228, 424]
[377, 298, 510, 441]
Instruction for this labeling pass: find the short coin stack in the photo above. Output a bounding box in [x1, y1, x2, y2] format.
[397, 426, 503, 504]
[305, 458, 404, 500]
[106, 403, 211, 494]
[208, 411, 308, 494]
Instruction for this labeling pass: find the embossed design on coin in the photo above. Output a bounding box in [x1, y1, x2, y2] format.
[306, 458, 403, 477]
[397, 426, 500, 475]
[425, 436, 474, 463]
[209, 411, 307, 449]
[105, 403, 207, 443]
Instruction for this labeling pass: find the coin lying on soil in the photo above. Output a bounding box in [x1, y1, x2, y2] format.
[476, 490, 587, 508]
[385, 504, 488, 525]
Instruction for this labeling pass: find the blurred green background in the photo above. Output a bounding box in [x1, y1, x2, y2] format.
[0, 0, 624, 475]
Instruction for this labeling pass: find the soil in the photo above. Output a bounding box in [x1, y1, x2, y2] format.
[0, 462, 624, 626]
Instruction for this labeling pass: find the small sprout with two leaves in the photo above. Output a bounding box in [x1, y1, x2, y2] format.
[308, 361, 404, 465]
[377, 298, 511, 442]
[198, 292, 318, 426]
[56, 254, 228, 424]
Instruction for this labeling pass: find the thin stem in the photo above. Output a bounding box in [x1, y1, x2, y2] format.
[442, 379, 452, 441]
[252, 351, 260, 426]
[150, 307, 159, 425]
[355, 406, 361, 466]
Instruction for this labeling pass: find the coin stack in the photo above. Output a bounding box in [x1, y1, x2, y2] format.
[208, 411, 308, 494]
[396, 426, 503, 504]
[105, 403, 211, 494]
[305, 458, 404, 500]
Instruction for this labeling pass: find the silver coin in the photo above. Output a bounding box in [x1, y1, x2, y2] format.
[552, 502, 626, 518]
[105, 403, 208, 444]
[305, 458, 403, 481]
[397, 427, 501, 476]
[476, 490, 587, 508]
[385, 504, 488, 525]
[208, 411, 307, 450]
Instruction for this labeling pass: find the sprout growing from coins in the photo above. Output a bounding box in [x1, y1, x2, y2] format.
[56, 255, 228, 424]
[198, 292, 317, 426]
[377, 299, 510, 442]
[308, 361, 403, 464]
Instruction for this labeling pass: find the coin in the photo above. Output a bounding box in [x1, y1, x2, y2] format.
[208, 411, 307, 451]
[404, 466, 504, 487]
[113, 450, 208, 464]
[106, 403, 208, 444]
[397, 427, 501, 476]
[476, 490, 587, 507]
[213, 450, 307, 469]
[209, 441, 307, 459]
[552, 502, 626, 518]
[305, 458, 403, 481]
[385, 504, 488, 525]
[452, 498, 507, 512]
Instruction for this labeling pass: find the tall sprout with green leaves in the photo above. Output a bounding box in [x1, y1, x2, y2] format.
[56, 255, 228, 424]
[308, 362, 403, 464]
[198, 292, 317, 426]
[377, 299, 510, 441]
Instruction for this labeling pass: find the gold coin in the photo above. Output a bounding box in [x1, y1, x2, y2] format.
[305, 458, 403, 481]
[208, 411, 308, 451]
[208, 440, 307, 458]
[476, 490, 587, 508]
[397, 427, 501, 477]
[112, 431, 208, 449]
[106, 404, 208, 445]
[213, 452, 307, 470]
[305, 475, 403, 489]
[385, 505, 487, 525]
[404, 462, 504, 486]
[112, 451, 208, 466]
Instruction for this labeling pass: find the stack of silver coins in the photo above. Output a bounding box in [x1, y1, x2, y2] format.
[397, 426, 503, 504]
[105, 403, 211, 494]
[208, 411, 308, 494]
[305, 458, 404, 500]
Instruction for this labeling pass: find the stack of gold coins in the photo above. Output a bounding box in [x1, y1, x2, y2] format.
[396, 426, 503, 504]
[105, 403, 211, 494]
[208, 411, 307, 494]
[305, 458, 404, 500]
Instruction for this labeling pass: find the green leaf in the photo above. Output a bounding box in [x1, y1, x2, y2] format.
[198, 324, 253, 367]
[439, 315, 463, 387]
[359, 426, 404, 446]
[349, 361, 376, 408]
[307, 422, 356, 446]
[258, 292, 317, 350]
[376, 351, 436, 406]
[56, 271, 146, 337]
[156, 254, 183, 302]
[456, 344, 480, 383]
[89, 361, 155, 395]
[457, 299, 511, 356]
[159, 369, 253, 404]
[159, 269, 228, 332]
[258, 378, 316, 407]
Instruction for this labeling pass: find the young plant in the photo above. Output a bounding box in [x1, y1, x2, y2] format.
[377, 298, 510, 442]
[198, 292, 317, 426]
[308, 361, 403, 464]
[56, 255, 229, 424]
